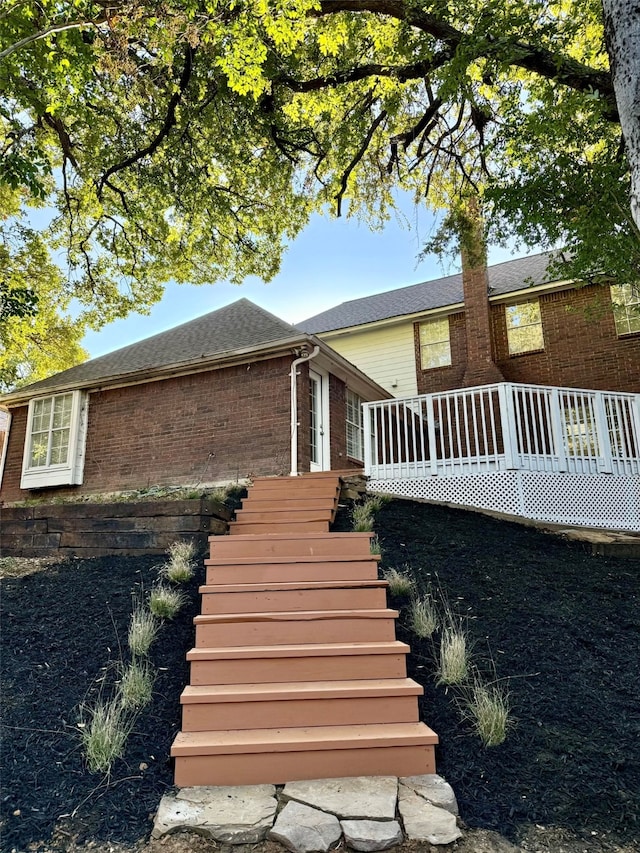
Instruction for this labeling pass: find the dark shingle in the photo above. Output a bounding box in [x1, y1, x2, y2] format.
[299, 252, 558, 333]
[8, 299, 304, 398]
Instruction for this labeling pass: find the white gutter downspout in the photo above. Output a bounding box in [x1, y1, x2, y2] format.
[0, 411, 12, 491]
[290, 345, 320, 477]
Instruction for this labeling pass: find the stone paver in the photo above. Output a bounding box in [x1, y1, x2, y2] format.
[341, 819, 403, 851]
[269, 801, 342, 853]
[152, 784, 277, 842]
[282, 776, 398, 820]
[400, 774, 459, 814]
[398, 786, 462, 845]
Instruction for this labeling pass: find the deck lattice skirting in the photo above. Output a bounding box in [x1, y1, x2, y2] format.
[171, 472, 437, 787]
[363, 383, 640, 531]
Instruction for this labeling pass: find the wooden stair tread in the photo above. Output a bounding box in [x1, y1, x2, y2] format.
[172, 722, 438, 756]
[205, 554, 380, 566]
[181, 679, 423, 703]
[211, 532, 374, 543]
[199, 580, 387, 593]
[194, 609, 399, 624]
[187, 641, 411, 660]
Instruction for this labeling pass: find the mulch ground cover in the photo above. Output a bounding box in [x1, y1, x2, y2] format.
[1, 499, 639, 852]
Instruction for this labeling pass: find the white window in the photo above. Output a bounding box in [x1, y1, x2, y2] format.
[346, 389, 364, 460]
[21, 391, 88, 489]
[505, 300, 544, 355]
[611, 283, 640, 336]
[419, 318, 451, 369]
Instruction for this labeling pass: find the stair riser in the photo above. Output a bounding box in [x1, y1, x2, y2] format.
[189, 654, 409, 685]
[200, 587, 387, 614]
[194, 618, 397, 647]
[174, 744, 436, 787]
[181, 696, 419, 732]
[234, 510, 333, 523]
[242, 499, 337, 510]
[205, 561, 379, 585]
[248, 480, 339, 492]
[210, 536, 373, 559]
[229, 521, 330, 535]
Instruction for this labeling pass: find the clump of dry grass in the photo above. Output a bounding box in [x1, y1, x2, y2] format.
[463, 674, 513, 746]
[409, 594, 440, 637]
[162, 540, 196, 583]
[127, 604, 159, 657]
[149, 583, 186, 619]
[118, 659, 154, 710]
[383, 567, 415, 598]
[437, 625, 469, 685]
[79, 699, 133, 774]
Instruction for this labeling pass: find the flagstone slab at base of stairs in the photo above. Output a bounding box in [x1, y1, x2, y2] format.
[170, 473, 437, 788]
[153, 774, 462, 849]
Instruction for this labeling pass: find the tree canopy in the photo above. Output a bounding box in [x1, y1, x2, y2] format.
[1, 0, 638, 388]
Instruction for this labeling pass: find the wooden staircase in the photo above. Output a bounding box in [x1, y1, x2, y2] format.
[171, 472, 438, 787]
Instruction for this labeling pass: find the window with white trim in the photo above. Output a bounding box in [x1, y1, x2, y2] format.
[505, 300, 544, 355]
[21, 391, 89, 489]
[419, 317, 451, 369]
[346, 389, 364, 460]
[610, 283, 640, 336]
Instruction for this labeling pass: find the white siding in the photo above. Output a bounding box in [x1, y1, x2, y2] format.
[321, 323, 418, 398]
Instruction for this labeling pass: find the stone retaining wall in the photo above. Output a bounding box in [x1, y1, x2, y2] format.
[0, 497, 231, 558]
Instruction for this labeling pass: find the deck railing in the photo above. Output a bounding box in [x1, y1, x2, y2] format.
[363, 382, 640, 480]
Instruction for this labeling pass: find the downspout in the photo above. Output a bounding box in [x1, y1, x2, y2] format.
[0, 410, 12, 491]
[289, 345, 320, 477]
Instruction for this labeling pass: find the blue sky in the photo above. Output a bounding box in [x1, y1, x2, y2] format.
[81, 196, 521, 359]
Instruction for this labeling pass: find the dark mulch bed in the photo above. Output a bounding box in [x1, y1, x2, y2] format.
[1, 500, 639, 852]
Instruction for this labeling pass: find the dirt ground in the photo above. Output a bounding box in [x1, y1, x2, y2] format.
[1, 499, 639, 853]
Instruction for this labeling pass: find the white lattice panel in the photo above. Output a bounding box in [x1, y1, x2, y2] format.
[368, 472, 640, 531]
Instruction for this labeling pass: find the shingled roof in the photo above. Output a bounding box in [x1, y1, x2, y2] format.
[3, 299, 307, 401]
[299, 252, 559, 333]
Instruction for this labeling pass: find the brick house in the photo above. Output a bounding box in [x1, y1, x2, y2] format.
[299, 252, 640, 397]
[0, 300, 388, 504]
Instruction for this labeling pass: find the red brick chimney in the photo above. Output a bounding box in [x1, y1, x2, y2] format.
[459, 196, 503, 387]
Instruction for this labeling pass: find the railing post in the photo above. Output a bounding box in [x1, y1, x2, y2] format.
[425, 393, 439, 475]
[632, 396, 640, 473]
[548, 387, 568, 473]
[593, 392, 613, 473]
[497, 383, 517, 469]
[362, 402, 373, 477]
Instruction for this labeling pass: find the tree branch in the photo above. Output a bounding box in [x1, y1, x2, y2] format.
[335, 107, 388, 216]
[317, 0, 618, 119]
[0, 16, 110, 60]
[96, 45, 195, 198]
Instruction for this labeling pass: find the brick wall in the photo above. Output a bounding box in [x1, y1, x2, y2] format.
[415, 283, 640, 395]
[1, 357, 295, 504]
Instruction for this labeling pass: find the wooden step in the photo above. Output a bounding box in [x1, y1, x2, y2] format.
[179, 678, 423, 731]
[234, 508, 334, 523]
[199, 580, 388, 613]
[172, 722, 437, 787]
[193, 609, 399, 647]
[241, 497, 338, 511]
[186, 641, 411, 685]
[229, 520, 330, 535]
[210, 532, 375, 559]
[205, 556, 380, 585]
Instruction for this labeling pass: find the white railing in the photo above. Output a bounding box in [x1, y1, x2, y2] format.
[363, 382, 640, 480]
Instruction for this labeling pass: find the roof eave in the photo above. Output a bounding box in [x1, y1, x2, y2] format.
[0, 334, 316, 405]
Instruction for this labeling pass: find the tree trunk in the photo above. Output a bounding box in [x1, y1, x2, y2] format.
[602, 0, 640, 231]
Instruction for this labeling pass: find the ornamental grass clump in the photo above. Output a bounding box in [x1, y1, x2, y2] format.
[149, 583, 186, 620]
[80, 698, 132, 774]
[118, 659, 154, 710]
[352, 501, 375, 532]
[464, 676, 512, 746]
[437, 625, 470, 685]
[369, 535, 382, 556]
[128, 603, 159, 657]
[383, 567, 415, 599]
[409, 594, 440, 637]
[162, 540, 197, 584]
